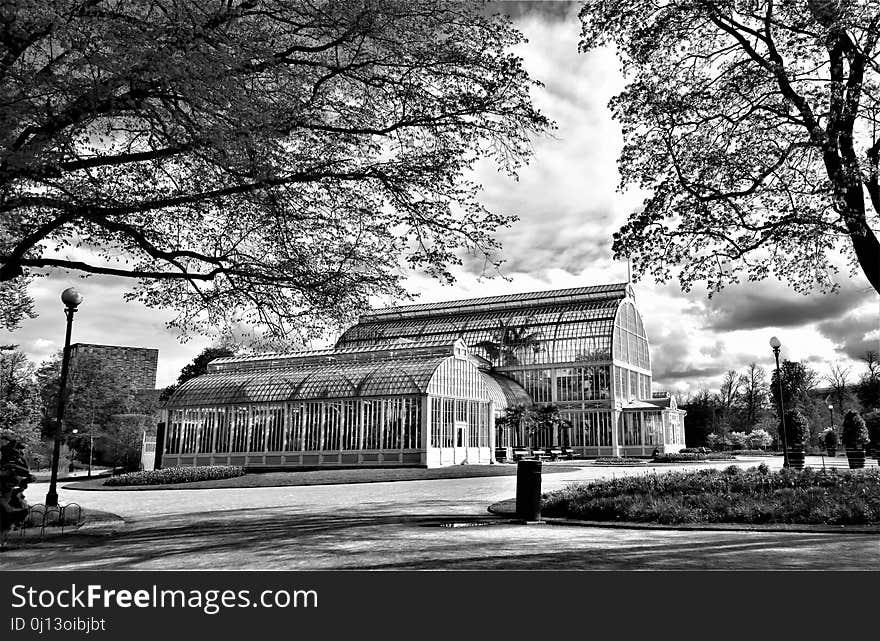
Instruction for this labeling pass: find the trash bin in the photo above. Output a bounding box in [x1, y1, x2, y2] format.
[515, 459, 542, 521]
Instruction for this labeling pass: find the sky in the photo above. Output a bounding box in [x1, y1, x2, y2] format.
[1, 1, 877, 395]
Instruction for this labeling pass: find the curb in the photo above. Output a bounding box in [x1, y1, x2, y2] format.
[486, 500, 880, 534]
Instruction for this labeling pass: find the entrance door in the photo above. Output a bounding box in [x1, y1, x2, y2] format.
[454, 420, 468, 464]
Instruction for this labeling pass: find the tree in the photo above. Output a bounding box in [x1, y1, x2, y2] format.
[717, 369, 740, 422]
[855, 350, 880, 410]
[160, 345, 236, 402]
[535, 404, 572, 448]
[35, 351, 138, 441]
[495, 404, 538, 450]
[737, 363, 769, 429]
[682, 388, 721, 446]
[825, 361, 855, 418]
[475, 322, 543, 368]
[0, 0, 550, 343]
[0, 345, 40, 449]
[580, 1, 880, 295]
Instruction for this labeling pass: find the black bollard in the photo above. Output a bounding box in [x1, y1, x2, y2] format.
[515, 459, 542, 522]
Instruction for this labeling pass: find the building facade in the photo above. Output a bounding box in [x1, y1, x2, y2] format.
[70, 343, 159, 391]
[163, 283, 686, 468]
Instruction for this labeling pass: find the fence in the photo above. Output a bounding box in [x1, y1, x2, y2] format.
[0, 503, 83, 546]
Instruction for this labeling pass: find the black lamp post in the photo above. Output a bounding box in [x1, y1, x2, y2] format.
[828, 404, 834, 429]
[45, 287, 83, 507]
[770, 336, 788, 468]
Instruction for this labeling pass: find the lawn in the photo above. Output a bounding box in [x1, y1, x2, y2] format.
[64, 462, 582, 491]
[542, 465, 880, 525]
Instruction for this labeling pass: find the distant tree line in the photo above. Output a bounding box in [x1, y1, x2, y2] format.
[683, 351, 880, 451]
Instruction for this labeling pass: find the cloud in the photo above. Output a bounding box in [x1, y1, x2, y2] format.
[703, 280, 872, 331]
[817, 310, 880, 360]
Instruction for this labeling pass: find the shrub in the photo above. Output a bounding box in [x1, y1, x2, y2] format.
[681, 447, 711, 454]
[820, 427, 839, 449]
[863, 411, 880, 450]
[778, 409, 809, 448]
[103, 465, 244, 486]
[746, 429, 773, 450]
[841, 411, 870, 448]
[706, 433, 729, 451]
[728, 431, 747, 449]
[653, 452, 707, 462]
[541, 467, 880, 525]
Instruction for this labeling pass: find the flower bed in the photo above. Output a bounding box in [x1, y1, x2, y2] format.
[592, 456, 647, 466]
[103, 466, 245, 486]
[542, 466, 880, 525]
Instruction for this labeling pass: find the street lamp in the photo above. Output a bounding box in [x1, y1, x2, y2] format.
[828, 404, 834, 429]
[45, 287, 83, 507]
[770, 336, 789, 468]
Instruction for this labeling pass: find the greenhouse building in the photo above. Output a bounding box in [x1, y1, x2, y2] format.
[162, 282, 686, 469]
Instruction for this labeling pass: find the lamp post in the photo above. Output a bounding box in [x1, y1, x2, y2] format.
[769, 336, 788, 468]
[828, 404, 834, 429]
[45, 287, 83, 507]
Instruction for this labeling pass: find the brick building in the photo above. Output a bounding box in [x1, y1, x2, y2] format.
[69, 343, 159, 391]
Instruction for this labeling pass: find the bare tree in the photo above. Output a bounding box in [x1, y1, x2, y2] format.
[825, 361, 853, 420]
[737, 363, 769, 429]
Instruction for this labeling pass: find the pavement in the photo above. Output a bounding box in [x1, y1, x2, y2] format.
[2, 456, 879, 570]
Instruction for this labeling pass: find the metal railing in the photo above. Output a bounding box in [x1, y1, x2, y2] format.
[0, 503, 83, 545]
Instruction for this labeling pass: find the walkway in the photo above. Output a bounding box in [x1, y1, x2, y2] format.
[2, 457, 878, 570]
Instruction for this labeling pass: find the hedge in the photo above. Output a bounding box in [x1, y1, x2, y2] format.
[104, 465, 245, 486]
[542, 466, 880, 525]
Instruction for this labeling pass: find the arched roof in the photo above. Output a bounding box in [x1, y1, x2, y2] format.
[611, 299, 651, 370]
[167, 340, 494, 407]
[480, 371, 532, 410]
[336, 283, 635, 366]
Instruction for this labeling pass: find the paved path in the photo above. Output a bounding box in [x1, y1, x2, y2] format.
[3, 457, 879, 570]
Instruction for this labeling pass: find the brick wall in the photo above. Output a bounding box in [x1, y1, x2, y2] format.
[69, 343, 159, 390]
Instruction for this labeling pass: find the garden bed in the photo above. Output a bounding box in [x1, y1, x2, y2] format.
[542, 465, 880, 525]
[590, 457, 648, 466]
[103, 465, 245, 486]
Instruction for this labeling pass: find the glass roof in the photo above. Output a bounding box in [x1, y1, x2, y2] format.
[337, 289, 629, 366]
[169, 355, 455, 406]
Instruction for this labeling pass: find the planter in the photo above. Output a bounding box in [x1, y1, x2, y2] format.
[786, 449, 805, 470]
[825, 447, 836, 457]
[846, 448, 866, 469]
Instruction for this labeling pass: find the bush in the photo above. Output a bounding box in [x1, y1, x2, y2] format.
[542, 467, 880, 525]
[865, 411, 880, 449]
[842, 411, 870, 448]
[653, 452, 707, 462]
[778, 409, 809, 448]
[746, 428, 773, 450]
[681, 447, 711, 454]
[103, 465, 244, 486]
[728, 431, 747, 449]
[820, 427, 839, 449]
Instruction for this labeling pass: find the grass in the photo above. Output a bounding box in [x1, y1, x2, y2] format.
[542, 465, 880, 525]
[70, 462, 581, 491]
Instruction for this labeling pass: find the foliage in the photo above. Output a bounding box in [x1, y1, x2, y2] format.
[856, 351, 880, 410]
[579, 1, 880, 294]
[779, 409, 810, 449]
[865, 411, 880, 449]
[543, 467, 880, 525]
[495, 404, 538, 449]
[160, 346, 236, 402]
[0, 345, 40, 450]
[0, 0, 550, 343]
[842, 411, 870, 448]
[820, 427, 839, 449]
[475, 322, 543, 367]
[104, 465, 244, 487]
[0, 430, 35, 530]
[681, 447, 712, 454]
[652, 452, 708, 462]
[35, 350, 140, 441]
[97, 414, 154, 473]
[534, 404, 572, 447]
[728, 431, 747, 449]
[746, 429, 773, 450]
[592, 457, 646, 465]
